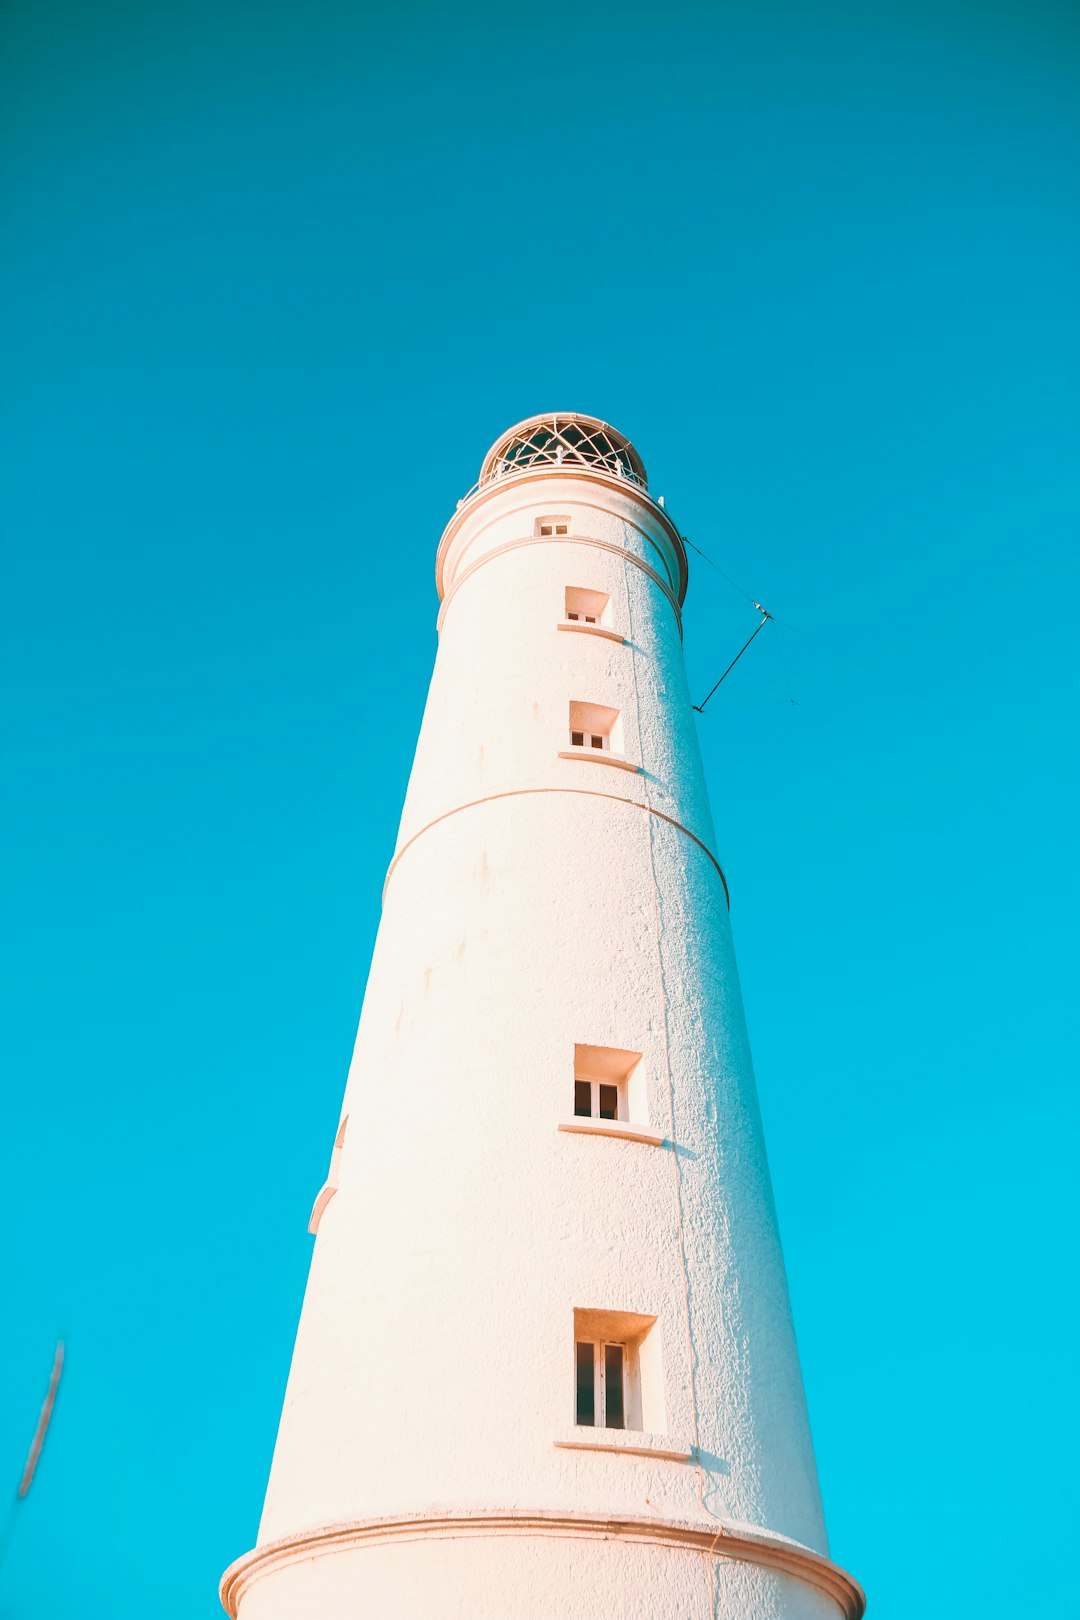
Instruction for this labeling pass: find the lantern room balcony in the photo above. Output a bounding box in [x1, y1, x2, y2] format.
[453, 413, 652, 511]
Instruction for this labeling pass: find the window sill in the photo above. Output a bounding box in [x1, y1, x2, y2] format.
[557, 750, 640, 774]
[557, 621, 626, 645]
[558, 1119, 665, 1147]
[307, 1183, 337, 1235]
[554, 1429, 693, 1463]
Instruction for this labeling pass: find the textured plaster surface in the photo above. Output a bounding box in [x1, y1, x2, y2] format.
[238, 470, 850, 1617]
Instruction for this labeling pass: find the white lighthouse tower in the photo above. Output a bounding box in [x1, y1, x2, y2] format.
[221, 414, 864, 1620]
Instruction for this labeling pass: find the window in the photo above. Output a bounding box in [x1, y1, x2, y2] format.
[575, 1078, 619, 1119]
[572, 1308, 659, 1433]
[572, 1043, 642, 1124]
[565, 587, 608, 627]
[576, 1340, 626, 1428]
[537, 515, 571, 537]
[568, 701, 620, 755]
[561, 705, 636, 771]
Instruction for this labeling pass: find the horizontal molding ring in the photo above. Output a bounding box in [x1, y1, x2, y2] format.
[436, 534, 683, 636]
[383, 787, 729, 907]
[436, 465, 688, 606]
[220, 1507, 864, 1619]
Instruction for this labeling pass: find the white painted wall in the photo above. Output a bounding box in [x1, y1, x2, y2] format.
[223, 433, 862, 1619]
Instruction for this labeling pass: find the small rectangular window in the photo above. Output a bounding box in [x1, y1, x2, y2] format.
[576, 1341, 595, 1426]
[573, 1075, 622, 1120]
[567, 702, 620, 755]
[604, 1344, 625, 1429]
[571, 1044, 643, 1126]
[538, 515, 572, 538]
[576, 1075, 620, 1118]
[572, 1335, 632, 1427]
[565, 587, 609, 626]
[572, 1309, 657, 1434]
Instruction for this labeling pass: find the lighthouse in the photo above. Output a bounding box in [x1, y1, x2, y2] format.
[221, 414, 864, 1620]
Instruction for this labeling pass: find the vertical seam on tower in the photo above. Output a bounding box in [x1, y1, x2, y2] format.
[626, 556, 726, 1618]
[624, 571, 698, 1440]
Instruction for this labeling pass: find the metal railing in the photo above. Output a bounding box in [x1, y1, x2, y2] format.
[455, 451, 649, 510]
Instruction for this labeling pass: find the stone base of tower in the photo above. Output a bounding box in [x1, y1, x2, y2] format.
[221, 1511, 864, 1620]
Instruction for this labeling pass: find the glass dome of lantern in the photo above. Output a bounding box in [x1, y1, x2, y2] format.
[478, 413, 648, 491]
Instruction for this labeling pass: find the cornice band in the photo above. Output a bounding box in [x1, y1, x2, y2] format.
[384, 787, 729, 907]
[436, 532, 684, 636]
[436, 462, 688, 604]
[220, 1508, 864, 1619]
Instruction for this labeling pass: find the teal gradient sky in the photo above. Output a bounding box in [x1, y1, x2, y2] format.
[2, 2, 1078, 1615]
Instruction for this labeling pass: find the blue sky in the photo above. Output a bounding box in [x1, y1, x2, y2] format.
[2, 1, 1078, 1615]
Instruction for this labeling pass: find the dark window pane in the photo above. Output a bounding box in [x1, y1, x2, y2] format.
[576, 1341, 595, 1426]
[574, 1080, 592, 1117]
[585, 615, 596, 624]
[571, 731, 584, 746]
[556, 524, 568, 534]
[604, 1344, 625, 1429]
[599, 1084, 618, 1120]
[590, 734, 604, 749]
[567, 612, 579, 620]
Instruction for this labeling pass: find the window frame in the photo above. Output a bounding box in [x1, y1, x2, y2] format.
[575, 1337, 628, 1429]
[569, 728, 609, 751]
[574, 1076, 622, 1121]
[537, 515, 572, 537]
[565, 586, 609, 627]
